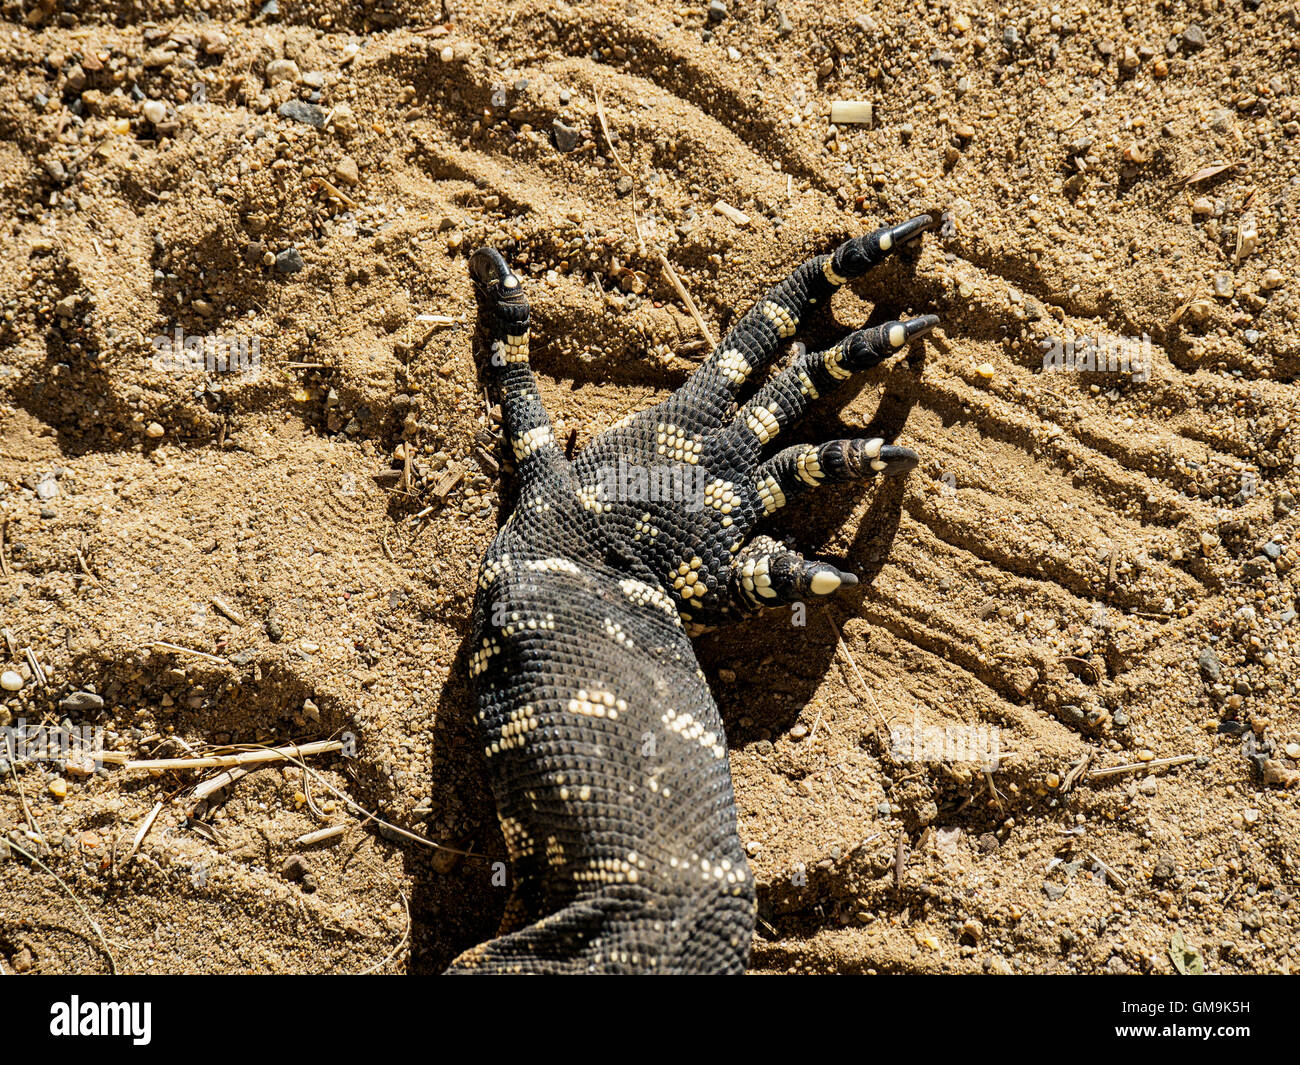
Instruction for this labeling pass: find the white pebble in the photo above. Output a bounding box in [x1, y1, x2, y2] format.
[1, 670, 23, 692]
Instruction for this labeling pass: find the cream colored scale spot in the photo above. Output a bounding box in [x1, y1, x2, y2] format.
[796, 369, 819, 399]
[655, 422, 703, 465]
[487, 703, 540, 756]
[619, 578, 680, 620]
[661, 707, 726, 759]
[760, 300, 798, 338]
[525, 557, 582, 575]
[756, 474, 787, 515]
[715, 348, 751, 386]
[468, 636, 501, 677]
[498, 815, 536, 859]
[602, 617, 635, 649]
[567, 688, 626, 720]
[576, 484, 604, 513]
[671, 555, 707, 600]
[500, 611, 556, 637]
[491, 332, 530, 364]
[512, 425, 553, 460]
[796, 446, 824, 485]
[703, 479, 737, 514]
[573, 855, 643, 886]
[824, 345, 851, 380]
[745, 404, 781, 445]
[478, 554, 513, 589]
[739, 554, 776, 600]
[822, 257, 848, 286]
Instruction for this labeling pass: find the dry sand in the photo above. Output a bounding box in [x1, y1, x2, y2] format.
[0, 0, 1297, 974]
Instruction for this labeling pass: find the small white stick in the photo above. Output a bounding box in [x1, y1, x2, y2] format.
[125, 801, 163, 864]
[211, 595, 245, 626]
[192, 766, 251, 801]
[125, 739, 343, 772]
[1087, 753, 1197, 781]
[149, 641, 227, 664]
[296, 824, 346, 846]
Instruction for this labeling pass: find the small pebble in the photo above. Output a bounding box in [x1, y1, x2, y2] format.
[707, 0, 727, 23]
[145, 421, 165, 438]
[1197, 647, 1222, 681]
[199, 27, 229, 55]
[265, 58, 300, 86]
[0, 670, 22, 692]
[333, 156, 359, 185]
[275, 247, 305, 274]
[48, 777, 67, 799]
[1180, 24, 1207, 52]
[552, 119, 581, 152]
[278, 99, 326, 128]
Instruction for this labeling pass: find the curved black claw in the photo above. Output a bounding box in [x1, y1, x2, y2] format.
[470, 246, 529, 334]
[866, 443, 920, 477]
[469, 246, 517, 290]
[897, 313, 940, 343]
[834, 214, 938, 276]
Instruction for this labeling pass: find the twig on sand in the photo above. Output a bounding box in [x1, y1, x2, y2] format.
[594, 89, 634, 180]
[1087, 753, 1197, 781]
[124, 801, 163, 865]
[75, 548, 101, 587]
[1087, 851, 1129, 892]
[7, 836, 117, 974]
[1061, 752, 1093, 792]
[7, 759, 42, 838]
[658, 254, 717, 349]
[124, 739, 344, 772]
[594, 89, 647, 256]
[211, 595, 245, 627]
[296, 824, 346, 847]
[187, 741, 480, 861]
[192, 766, 251, 801]
[148, 640, 227, 665]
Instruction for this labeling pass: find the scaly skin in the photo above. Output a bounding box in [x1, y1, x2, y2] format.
[447, 217, 940, 973]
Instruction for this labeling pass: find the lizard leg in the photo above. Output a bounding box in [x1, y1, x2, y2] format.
[683, 214, 939, 419]
[717, 315, 938, 465]
[470, 247, 566, 489]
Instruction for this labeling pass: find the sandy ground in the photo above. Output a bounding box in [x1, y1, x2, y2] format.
[0, 0, 1297, 975]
